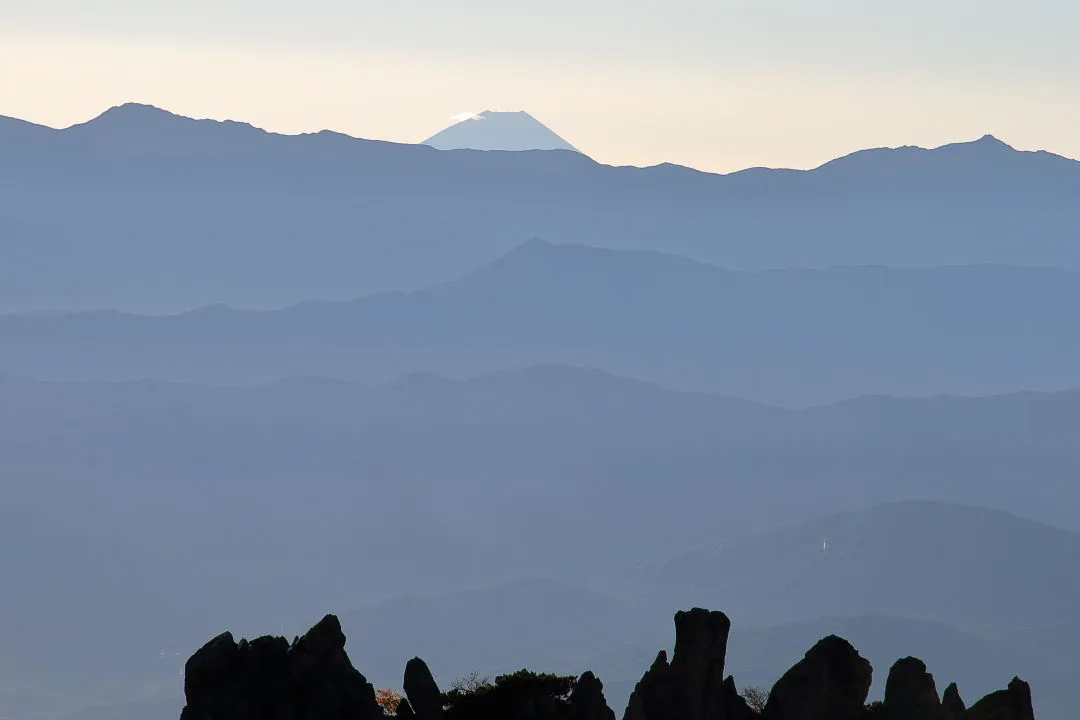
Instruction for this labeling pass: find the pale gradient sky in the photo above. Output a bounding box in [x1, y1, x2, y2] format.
[2, 0, 1078, 172]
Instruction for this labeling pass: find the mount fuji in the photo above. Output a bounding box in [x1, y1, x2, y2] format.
[422, 110, 579, 152]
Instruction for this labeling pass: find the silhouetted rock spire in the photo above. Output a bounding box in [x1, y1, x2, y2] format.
[625, 651, 674, 720]
[941, 683, 966, 720]
[623, 608, 736, 720]
[882, 657, 945, 720]
[404, 657, 444, 720]
[671, 609, 731, 720]
[571, 671, 616, 720]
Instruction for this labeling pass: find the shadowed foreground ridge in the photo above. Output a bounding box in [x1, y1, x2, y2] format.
[178, 609, 1036, 720]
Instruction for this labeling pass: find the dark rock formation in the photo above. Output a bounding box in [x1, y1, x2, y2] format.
[760, 635, 872, 720]
[571, 671, 616, 720]
[176, 608, 1039, 720]
[397, 698, 417, 720]
[622, 608, 736, 720]
[624, 684, 648, 720]
[966, 677, 1035, 720]
[941, 683, 966, 720]
[882, 657, 944, 720]
[180, 632, 292, 720]
[404, 657, 444, 720]
[179, 614, 382, 720]
[671, 609, 731, 720]
[625, 651, 674, 720]
[720, 677, 750, 720]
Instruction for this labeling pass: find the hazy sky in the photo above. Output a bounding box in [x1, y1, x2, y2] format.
[2, 0, 1078, 172]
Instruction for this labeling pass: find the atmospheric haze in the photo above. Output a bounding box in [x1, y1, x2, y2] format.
[0, 7, 1075, 720]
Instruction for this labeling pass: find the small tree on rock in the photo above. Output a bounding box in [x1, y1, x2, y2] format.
[742, 686, 770, 713]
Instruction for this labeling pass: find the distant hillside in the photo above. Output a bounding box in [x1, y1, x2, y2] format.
[3, 104, 1080, 312]
[640, 501, 1080, 632]
[4, 241, 1080, 404]
[5, 368, 1080, 568]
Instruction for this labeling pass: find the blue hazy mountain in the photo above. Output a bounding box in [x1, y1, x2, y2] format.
[3, 368, 1080, 651]
[422, 110, 580, 151]
[3, 241, 1080, 405]
[640, 501, 1080, 631]
[2, 104, 1080, 312]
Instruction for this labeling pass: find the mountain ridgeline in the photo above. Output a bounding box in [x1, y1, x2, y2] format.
[4, 240, 1080, 404]
[2, 104, 1080, 312]
[178, 609, 1036, 720]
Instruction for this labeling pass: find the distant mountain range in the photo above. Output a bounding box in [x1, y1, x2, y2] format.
[422, 110, 580, 151]
[4, 101, 1077, 720]
[2, 103, 1079, 312]
[4, 367, 1080, 670]
[4, 240, 1080, 405]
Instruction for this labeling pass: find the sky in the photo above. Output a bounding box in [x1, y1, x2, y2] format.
[2, 0, 1078, 172]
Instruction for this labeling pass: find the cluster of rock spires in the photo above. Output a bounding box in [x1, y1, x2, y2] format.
[179, 608, 1036, 720]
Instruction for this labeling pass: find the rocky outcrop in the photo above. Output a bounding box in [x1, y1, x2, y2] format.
[760, 635, 872, 720]
[882, 657, 944, 720]
[404, 657, 444, 720]
[965, 677, 1035, 720]
[571, 671, 616, 720]
[177, 608, 1039, 720]
[622, 608, 748, 720]
[671, 609, 731, 720]
[179, 614, 381, 720]
[397, 698, 417, 720]
[179, 633, 292, 720]
[719, 676, 750, 720]
[625, 651, 674, 720]
[941, 683, 966, 720]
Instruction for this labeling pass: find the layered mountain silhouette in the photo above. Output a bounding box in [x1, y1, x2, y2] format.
[422, 110, 579, 152]
[3, 104, 1080, 312]
[3, 99, 1073, 720]
[4, 241, 1080, 404]
[4, 367, 1080, 691]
